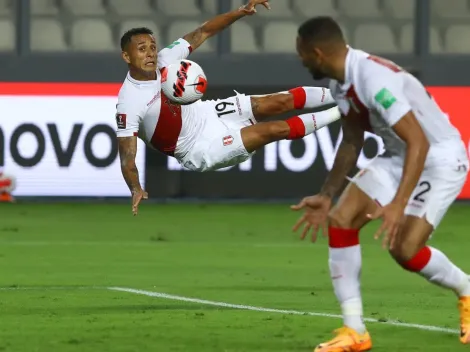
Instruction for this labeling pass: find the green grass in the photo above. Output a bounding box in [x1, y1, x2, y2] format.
[0, 202, 469, 351]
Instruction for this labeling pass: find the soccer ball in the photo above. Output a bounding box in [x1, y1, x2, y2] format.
[161, 59, 208, 105]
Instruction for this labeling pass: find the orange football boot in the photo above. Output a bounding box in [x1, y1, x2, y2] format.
[459, 296, 470, 344]
[0, 192, 13, 203]
[314, 327, 372, 352]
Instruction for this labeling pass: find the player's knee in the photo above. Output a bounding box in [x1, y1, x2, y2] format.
[389, 239, 421, 264]
[328, 207, 355, 229]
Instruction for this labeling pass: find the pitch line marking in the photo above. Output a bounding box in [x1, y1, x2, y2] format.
[108, 286, 459, 335]
[0, 285, 458, 335]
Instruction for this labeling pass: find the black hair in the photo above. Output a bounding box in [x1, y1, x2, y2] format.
[298, 16, 344, 45]
[120, 27, 154, 51]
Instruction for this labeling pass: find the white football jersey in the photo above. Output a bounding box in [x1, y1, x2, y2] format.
[330, 47, 463, 164]
[115, 38, 204, 159]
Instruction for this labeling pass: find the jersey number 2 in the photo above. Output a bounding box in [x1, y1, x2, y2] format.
[215, 101, 236, 117]
[413, 181, 431, 203]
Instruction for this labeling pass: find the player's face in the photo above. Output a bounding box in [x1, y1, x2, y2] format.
[296, 37, 327, 80]
[123, 34, 158, 73]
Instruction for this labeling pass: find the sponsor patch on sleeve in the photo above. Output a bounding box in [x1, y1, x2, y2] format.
[116, 113, 127, 129]
[374, 88, 397, 110]
[166, 41, 181, 49]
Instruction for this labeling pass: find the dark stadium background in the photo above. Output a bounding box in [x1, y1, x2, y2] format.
[2, 0, 470, 200]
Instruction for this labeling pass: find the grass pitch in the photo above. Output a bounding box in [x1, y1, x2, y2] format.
[0, 202, 469, 351]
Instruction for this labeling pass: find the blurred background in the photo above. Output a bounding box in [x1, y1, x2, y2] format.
[1, 0, 470, 200]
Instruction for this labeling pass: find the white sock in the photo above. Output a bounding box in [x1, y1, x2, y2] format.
[303, 86, 335, 108]
[286, 86, 336, 109]
[286, 107, 341, 139]
[418, 247, 470, 297]
[329, 245, 366, 334]
[301, 107, 341, 134]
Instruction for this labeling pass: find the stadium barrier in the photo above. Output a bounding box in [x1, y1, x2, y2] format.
[0, 83, 469, 199]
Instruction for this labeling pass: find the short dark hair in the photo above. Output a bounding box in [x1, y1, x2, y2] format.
[120, 27, 154, 51]
[298, 16, 344, 45]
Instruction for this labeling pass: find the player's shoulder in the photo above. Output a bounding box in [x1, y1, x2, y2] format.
[158, 38, 185, 53]
[157, 38, 191, 68]
[354, 50, 401, 79]
[355, 56, 383, 79]
[117, 75, 156, 113]
[350, 50, 402, 94]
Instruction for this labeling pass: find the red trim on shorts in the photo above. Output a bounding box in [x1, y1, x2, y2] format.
[328, 227, 360, 248]
[289, 87, 306, 109]
[188, 45, 193, 54]
[402, 246, 432, 272]
[286, 116, 305, 139]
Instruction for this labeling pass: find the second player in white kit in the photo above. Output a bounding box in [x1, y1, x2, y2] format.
[291, 16, 470, 351]
[332, 49, 468, 228]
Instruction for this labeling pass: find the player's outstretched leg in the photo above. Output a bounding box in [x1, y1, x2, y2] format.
[250, 86, 335, 121]
[240, 106, 340, 153]
[311, 183, 375, 352]
[389, 216, 470, 344]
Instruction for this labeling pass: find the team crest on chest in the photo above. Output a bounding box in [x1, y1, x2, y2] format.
[223, 135, 234, 146]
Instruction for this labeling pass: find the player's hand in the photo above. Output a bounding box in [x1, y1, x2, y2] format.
[291, 195, 332, 242]
[131, 189, 148, 216]
[241, 0, 271, 14]
[367, 202, 405, 249]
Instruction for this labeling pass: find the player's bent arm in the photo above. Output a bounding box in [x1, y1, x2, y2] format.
[320, 115, 365, 199]
[117, 136, 143, 194]
[183, 4, 256, 51]
[390, 111, 430, 207]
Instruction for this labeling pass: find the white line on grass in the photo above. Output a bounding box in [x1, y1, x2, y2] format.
[1, 285, 459, 335]
[108, 286, 459, 335]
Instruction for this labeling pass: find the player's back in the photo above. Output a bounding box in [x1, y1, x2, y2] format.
[342, 49, 464, 161]
[394, 65, 460, 144]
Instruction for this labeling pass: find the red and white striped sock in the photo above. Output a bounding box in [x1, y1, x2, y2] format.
[329, 226, 366, 334]
[285, 106, 341, 139]
[403, 246, 470, 297]
[288, 86, 335, 109]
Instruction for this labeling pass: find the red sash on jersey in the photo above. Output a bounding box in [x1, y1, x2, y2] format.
[346, 86, 372, 132]
[150, 92, 182, 156]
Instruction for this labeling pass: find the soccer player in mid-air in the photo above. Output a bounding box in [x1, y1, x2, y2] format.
[115, 0, 341, 215]
[291, 16, 470, 352]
